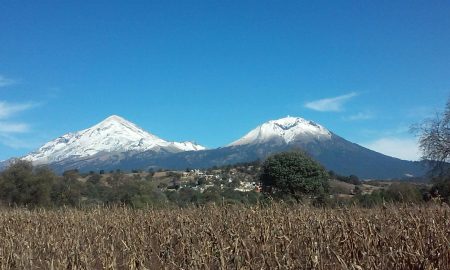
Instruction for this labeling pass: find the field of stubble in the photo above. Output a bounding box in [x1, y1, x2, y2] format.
[0, 204, 449, 269]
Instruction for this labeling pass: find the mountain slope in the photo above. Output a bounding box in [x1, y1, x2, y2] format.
[43, 116, 427, 179]
[130, 139, 425, 179]
[2, 115, 427, 179]
[221, 116, 426, 179]
[22, 115, 205, 165]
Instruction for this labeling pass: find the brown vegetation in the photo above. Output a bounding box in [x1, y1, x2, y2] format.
[0, 204, 449, 269]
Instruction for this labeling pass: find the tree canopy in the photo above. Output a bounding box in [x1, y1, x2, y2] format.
[0, 160, 56, 206]
[260, 151, 329, 201]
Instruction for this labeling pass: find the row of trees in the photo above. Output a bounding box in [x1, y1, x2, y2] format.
[0, 151, 330, 207]
[0, 151, 434, 208]
[0, 160, 263, 208]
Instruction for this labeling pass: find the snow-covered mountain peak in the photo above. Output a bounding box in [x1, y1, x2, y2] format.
[97, 114, 144, 129]
[229, 116, 332, 146]
[23, 115, 205, 165]
[87, 115, 164, 142]
[98, 114, 130, 126]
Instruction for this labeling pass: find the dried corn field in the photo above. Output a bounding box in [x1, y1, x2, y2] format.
[0, 204, 449, 269]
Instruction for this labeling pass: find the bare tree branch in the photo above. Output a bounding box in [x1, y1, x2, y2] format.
[413, 99, 450, 175]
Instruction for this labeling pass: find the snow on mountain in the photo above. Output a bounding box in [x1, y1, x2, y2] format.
[229, 116, 332, 146]
[171, 141, 206, 151]
[23, 115, 205, 165]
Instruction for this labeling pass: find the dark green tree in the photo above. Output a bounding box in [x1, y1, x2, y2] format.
[0, 160, 56, 207]
[87, 173, 102, 185]
[30, 167, 57, 206]
[0, 160, 33, 205]
[260, 151, 329, 201]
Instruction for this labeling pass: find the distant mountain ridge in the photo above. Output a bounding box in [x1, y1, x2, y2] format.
[22, 115, 205, 165]
[1, 115, 427, 179]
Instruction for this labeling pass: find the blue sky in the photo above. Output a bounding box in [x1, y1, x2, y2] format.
[1, 1, 449, 161]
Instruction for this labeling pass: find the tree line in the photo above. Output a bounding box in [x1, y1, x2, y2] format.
[0, 160, 264, 208]
[2, 95, 450, 209]
[0, 152, 435, 209]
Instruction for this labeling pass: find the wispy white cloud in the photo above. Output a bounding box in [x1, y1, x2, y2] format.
[360, 125, 411, 140]
[0, 101, 35, 148]
[305, 92, 358, 112]
[0, 134, 37, 149]
[0, 77, 39, 152]
[0, 75, 16, 87]
[406, 106, 436, 119]
[0, 122, 30, 133]
[361, 137, 420, 161]
[0, 101, 36, 119]
[343, 111, 374, 121]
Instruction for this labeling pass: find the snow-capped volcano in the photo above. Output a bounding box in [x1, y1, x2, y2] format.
[24, 115, 205, 165]
[229, 116, 332, 146]
[3, 114, 426, 178]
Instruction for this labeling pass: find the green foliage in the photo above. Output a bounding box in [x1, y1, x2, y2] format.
[354, 191, 386, 208]
[260, 151, 329, 201]
[103, 177, 166, 208]
[87, 173, 101, 185]
[354, 183, 424, 207]
[200, 186, 221, 203]
[425, 170, 450, 202]
[312, 191, 331, 207]
[0, 159, 430, 209]
[329, 171, 361, 185]
[0, 162, 169, 208]
[0, 160, 57, 207]
[128, 182, 167, 208]
[163, 186, 263, 207]
[31, 167, 57, 206]
[165, 188, 202, 206]
[51, 171, 83, 206]
[384, 183, 423, 203]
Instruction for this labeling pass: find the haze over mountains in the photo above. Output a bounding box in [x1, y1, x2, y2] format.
[1, 115, 426, 179]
